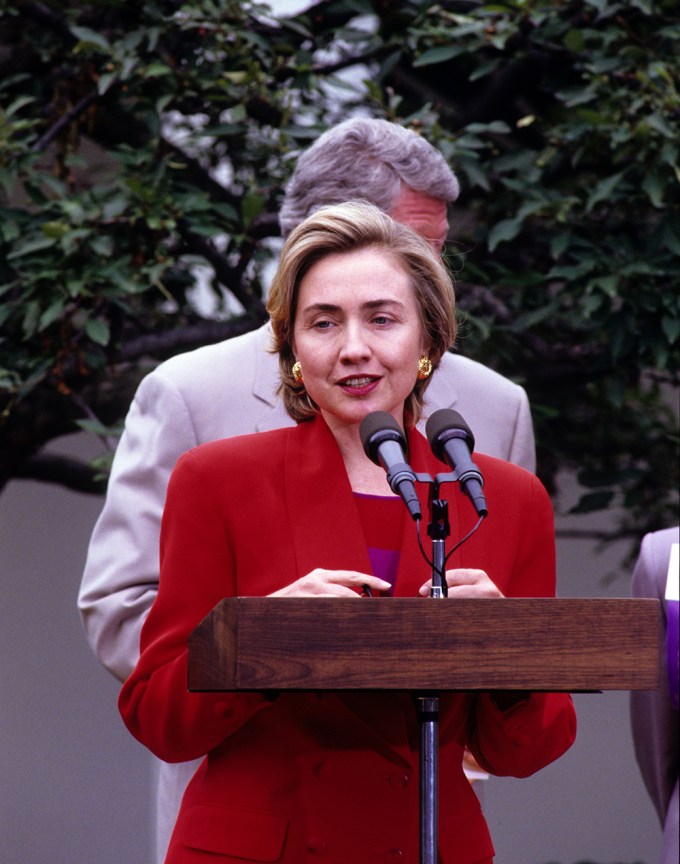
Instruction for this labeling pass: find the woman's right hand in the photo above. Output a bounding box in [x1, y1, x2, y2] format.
[268, 569, 391, 598]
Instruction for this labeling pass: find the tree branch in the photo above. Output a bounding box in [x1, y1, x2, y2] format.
[455, 283, 610, 379]
[161, 137, 243, 210]
[17, 0, 72, 37]
[114, 314, 265, 364]
[176, 221, 268, 317]
[32, 89, 100, 153]
[14, 453, 106, 495]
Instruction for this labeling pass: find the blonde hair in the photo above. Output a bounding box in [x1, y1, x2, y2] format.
[267, 201, 457, 424]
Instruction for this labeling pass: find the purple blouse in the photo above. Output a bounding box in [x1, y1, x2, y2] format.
[353, 492, 404, 595]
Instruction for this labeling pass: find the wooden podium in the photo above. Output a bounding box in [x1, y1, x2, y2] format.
[188, 597, 659, 864]
[188, 596, 659, 693]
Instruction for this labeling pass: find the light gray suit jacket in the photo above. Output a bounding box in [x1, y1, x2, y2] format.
[78, 322, 536, 862]
[630, 526, 679, 864]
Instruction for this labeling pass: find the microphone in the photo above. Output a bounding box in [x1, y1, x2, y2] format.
[426, 409, 488, 517]
[359, 412, 422, 521]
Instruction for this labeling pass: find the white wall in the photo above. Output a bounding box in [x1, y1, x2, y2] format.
[0, 436, 662, 864]
[484, 487, 662, 861]
[1, 434, 153, 864]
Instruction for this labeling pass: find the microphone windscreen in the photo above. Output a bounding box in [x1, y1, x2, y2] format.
[426, 409, 476, 456]
[359, 412, 404, 463]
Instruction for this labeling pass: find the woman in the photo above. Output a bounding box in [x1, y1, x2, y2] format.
[119, 201, 576, 863]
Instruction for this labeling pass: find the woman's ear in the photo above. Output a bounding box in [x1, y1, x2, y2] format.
[420, 335, 433, 360]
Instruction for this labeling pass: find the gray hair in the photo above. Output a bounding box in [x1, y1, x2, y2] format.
[279, 118, 460, 238]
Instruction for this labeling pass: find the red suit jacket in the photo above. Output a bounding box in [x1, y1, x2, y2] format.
[119, 416, 576, 863]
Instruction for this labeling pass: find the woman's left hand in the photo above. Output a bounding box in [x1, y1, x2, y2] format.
[418, 568, 504, 598]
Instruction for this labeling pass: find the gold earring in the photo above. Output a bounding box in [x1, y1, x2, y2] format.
[292, 361, 303, 384]
[417, 356, 433, 380]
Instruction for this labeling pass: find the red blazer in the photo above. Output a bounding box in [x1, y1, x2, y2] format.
[119, 416, 576, 864]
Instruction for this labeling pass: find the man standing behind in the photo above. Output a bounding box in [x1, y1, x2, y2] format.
[79, 117, 536, 863]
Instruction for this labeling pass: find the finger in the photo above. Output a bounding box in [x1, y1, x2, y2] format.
[446, 584, 503, 598]
[446, 577, 504, 598]
[445, 568, 488, 586]
[270, 582, 364, 598]
[318, 570, 392, 592]
[418, 570, 503, 597]
[418, 569, 479, 595]
[305, 587, 365, 597]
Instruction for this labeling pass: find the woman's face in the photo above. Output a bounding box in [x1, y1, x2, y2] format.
[292, 246, 429, 434]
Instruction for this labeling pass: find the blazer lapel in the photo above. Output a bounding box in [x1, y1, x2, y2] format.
[282, 417, 416, 766]
[284, 417, 372, 579]
[282, 419, 468, 591]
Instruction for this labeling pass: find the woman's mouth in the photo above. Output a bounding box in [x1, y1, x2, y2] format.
[338, 375, 380, 394]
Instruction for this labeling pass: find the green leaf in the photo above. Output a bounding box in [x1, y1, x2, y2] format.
[84, 318, 110, 346]
[145, 62, 171, 78]
[241, 190, 264, 226]
[563, 29, 585, 51]
[39, 299, 66, 330]
[569, 491, 615, 514]
[413, 45, 465, 68]
[660, 224, 680, 256]
[42, 221, 70, 239]
[487, 218, 522, 251]
[586, 172, 625, 213]
[587, 275, 619, 296]
[630, 0, 653, 12]
[7, 236, 56, 259]
[642, 172, 665, 208]
[22, 300, 40, 338]
[102, 196, 128, 221]
[70, 25, 111, 52]
[458, 158, 491, 191]
[550, 231, 571, 259]
[469, 58, 501, 82]
[661, 316, 680, 344]
[548, 260, 596, 280]
[74, 418, 124, 437]
[4, 95, 36, 118]
[90, 235, 114, 257]
[97, 72, 118, 96]
[644, 113, 675, 138]
[511, 303, 558, 331]
[465, 121, 512, 136]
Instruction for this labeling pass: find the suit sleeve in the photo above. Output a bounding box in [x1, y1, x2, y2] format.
[506, 385, 536, 475]
[78, 369, 200, 682]
[118, 447, 271, 764]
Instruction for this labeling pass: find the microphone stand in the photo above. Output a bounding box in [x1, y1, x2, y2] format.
[363, 411, 486, 862]
[415, 482, 450, 864]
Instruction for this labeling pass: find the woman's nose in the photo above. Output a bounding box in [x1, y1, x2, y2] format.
[338, 323, 371, 362]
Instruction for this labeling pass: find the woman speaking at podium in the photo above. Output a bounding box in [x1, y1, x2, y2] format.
[119, 201, 576, 863]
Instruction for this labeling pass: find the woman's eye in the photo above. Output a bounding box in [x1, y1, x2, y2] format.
[372, 315, 392, 325]
[313, 320, 333, 330]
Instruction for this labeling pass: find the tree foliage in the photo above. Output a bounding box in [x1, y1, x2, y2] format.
[0, 0, 678, 562]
